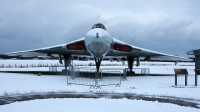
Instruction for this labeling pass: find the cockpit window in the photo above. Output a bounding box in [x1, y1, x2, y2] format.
[91, 23, 106, 30]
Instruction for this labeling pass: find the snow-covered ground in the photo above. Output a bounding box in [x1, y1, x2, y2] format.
[0, 60, 199, 111]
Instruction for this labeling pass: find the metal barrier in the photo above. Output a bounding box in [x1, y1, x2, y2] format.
[99, 70, 121, 87]
[125, 68, 150, 75]
[99, 68, 126, 80]
[49, 66, 57, 72]
[69, 67, 80, 79]
[67, 67, 96, 88]
[66, 67, 122, 89]
[67, 67, 87, 85]
[51, 66, 150, 88]
[49, 66, 150, 75]
[141, 68, 150, 74]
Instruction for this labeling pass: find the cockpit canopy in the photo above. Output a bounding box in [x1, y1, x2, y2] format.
[91, 23, 106, 30]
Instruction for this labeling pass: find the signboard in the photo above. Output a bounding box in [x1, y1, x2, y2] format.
[174, 69, 188, 75]
[194, 69, 200, 75]
[174, 69, 188, 86]
[193, 50, 200, 55]
[187, 51, 194, 55]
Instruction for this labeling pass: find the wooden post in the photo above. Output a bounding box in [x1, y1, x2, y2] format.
[195, 74, 198, 86]
[175, 74, 177, 85]
[185, 74, 188, 86]
[194, 69, 200, 86]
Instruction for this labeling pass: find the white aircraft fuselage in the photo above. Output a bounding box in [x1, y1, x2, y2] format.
[85, 28, 112, 58]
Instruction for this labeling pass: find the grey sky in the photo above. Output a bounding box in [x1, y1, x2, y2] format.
[0, 0, 200, 57]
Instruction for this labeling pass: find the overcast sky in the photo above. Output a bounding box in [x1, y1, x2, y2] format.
[0, 0, 200, 57]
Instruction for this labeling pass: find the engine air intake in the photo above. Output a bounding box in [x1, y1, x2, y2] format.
[113, 44, 132, 52]
[67, 42, 85, 50]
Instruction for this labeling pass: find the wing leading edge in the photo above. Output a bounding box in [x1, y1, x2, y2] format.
[0, 37, 90, 59]
[106, 38, 192, 62]
[0, 37, 192, 62]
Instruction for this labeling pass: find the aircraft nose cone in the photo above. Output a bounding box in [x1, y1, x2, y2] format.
[88, 41, 108, 57]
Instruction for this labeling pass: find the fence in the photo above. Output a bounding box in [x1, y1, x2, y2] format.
[49, 66, 150, 88]
[66, 67, 122, 89]
[99, 70, 122, 87]
[49, 66, 150, 75]
[49, 66, 57, 72]
[67, 67, 96, 88]
[125, 68, 150, 75]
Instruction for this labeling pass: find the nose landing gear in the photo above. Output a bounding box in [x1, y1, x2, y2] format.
[94, 57, 103, 73]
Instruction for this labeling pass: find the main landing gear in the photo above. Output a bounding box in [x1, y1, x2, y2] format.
[63, 55, 71, 71]
[127, 57, 135, 75]
[127, 56, 140, 75]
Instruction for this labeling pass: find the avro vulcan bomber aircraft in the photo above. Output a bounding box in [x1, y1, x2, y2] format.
[0, 23, 192, 73]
